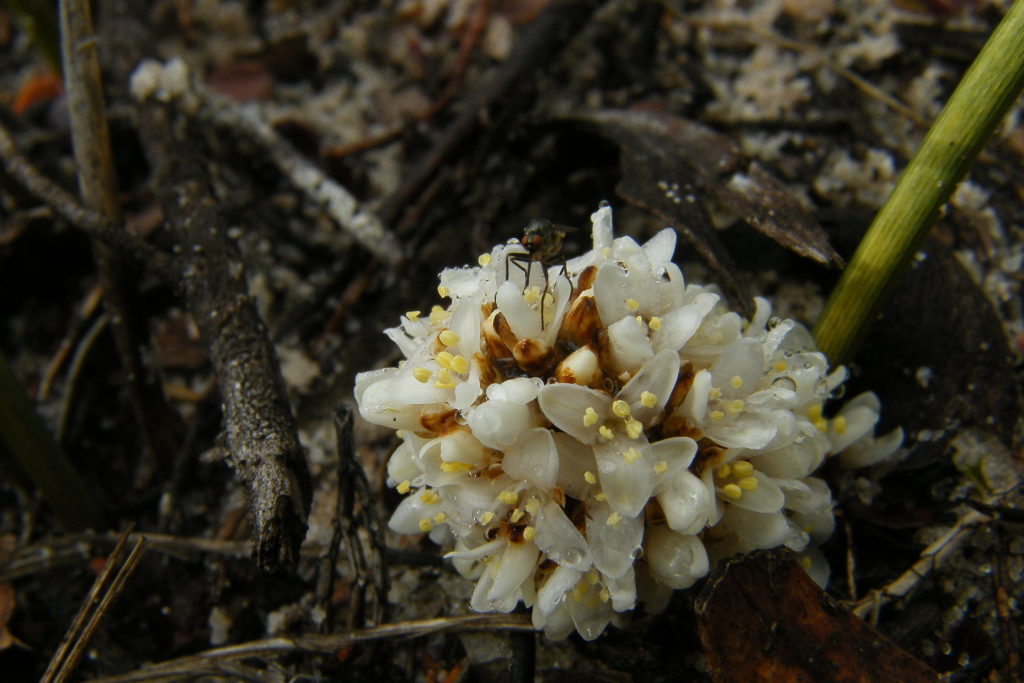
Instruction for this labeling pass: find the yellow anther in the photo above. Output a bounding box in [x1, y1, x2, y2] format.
[708, 387, 722, 400]
[437, 285, 449, 298]
[626, 298, 639, 311]
[731, 375, 743, 388]
[523, 287, 540, 304]
[726, 399, 744, 414]
[738, 476, 759, 491]
[601, 248, 610, 259]
[640, 391, 657, 408]
[435, 351, 454, 369]
[523, 526, 536, 541]
[626, 418, 643, 439]
[722, 484, 742, 500]
[406, 310, 421, 322]
[451, 355, 469, 374]
[649, 317, 662, 331]
[434, 368, 456, 389]
[583, 471, 596, 484]
[595, 492, 607, 501]
[717, 464, 732, 478]
[606, 512, 622, 526]
[599, 425, 614, 440]
[481, 511, 495, 524]
[434, 512, 447, 523]
[832, 416, 847, 435]
[429, 305, 448, 325]
[510, 508, 524, 523]
[814, 417, 829, 432]
[441, 461, 472, 473]
[478, 253, 492, 266]
[396, 430, 404, 439]
[491, 559, 501, 579]
[654, 461, 668, 474]
[499, 491, 518, 505]
[711, 410, 724, 421]
[587, 567, 599, 584]
[807, 404, 823, 421]
[774, 360, 788, 372]
[413, 367, 432, 383]
[420, 490, 440, 504]
[612, 400, 631, 417]
[599, 589, 610, 602]
[418, 518, 433, 532]
[525, 498, 540, 514]
[439, 330, 460, 346]
[732, 461, 754, 477]
[396, 480, 411, 494]
[636, 315, 644, 326]
[623, 447, 641, 464]
[583, 407, 599, 427]
[801, 556, 812, 569]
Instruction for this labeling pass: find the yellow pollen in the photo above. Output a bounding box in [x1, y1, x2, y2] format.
[599, 589, 610, 602]
[738, 476, 759, 491]
[832, 416, 847, 435]
[523, 287, 540, 304]
[717, 464, 732, 478]
[435, 351, 453, 369]
[649, 317, 662, 331]
[587, 567, 599, 584]
[626, 298, 639, 311]
[711, 410, 724, 421]
[708, 387, 722, 400]
[480, 511, 495, 524]
[437, 285, 449, 298]
[612, 400, 630, 417]
[525, 498, 540, 514]
[640, 391, 657, 408]
[801, 556, 812, 569]
[606, 512, 622, 526]
[434, 368, 456, 389]
[523, 526, 536, 541]
[636, 315, 644, 326]
[396, 480, 411, 494]
[429, 307, 448, 325]
[654, 460, 668, 473]
[599, 425, 614, 440]
[595, 492, 607, 501]
[623, 447, 641, 464]
[434, 512, 447, 523]
[413, 367, 432, 383]
[626, 418, 643, 439]
[774, 361, 787, 372]
[420, 491, 440, 504]
[418, 518, 432, 532]
[726, 399, 744, 414]
[732, 461, 754, 477]
[439, 330, 460, 346]
[499, 491, 518, 505]
[406, 310, 421, 322]
[584, 471, 596, 484]
[451, 355, 469, 374]
[510, 508, 524, 523]
[583, 407, 599, 427]
[395, 430, 404, 439]
[814, 417, 829, 432]
[722, 484, 742, 500]
[731, 375, 743, 388]
[807, 404, 823, 421]
[478, 253, 492, 266]
[441, 461, 472, 473]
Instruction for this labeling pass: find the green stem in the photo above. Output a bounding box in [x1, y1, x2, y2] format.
[813, 0, 1024, 365]
[0, 349, 106, 531]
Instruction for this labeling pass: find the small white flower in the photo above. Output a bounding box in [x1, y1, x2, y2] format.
[355, 202, 901, 637]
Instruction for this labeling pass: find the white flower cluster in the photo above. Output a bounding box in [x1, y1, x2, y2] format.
[355, 204, 902, 640]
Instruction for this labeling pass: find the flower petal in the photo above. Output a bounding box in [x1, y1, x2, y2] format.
[606, 315, 655, 376]
[617, 348, 680, 425]
[650, 292, 719, 353]
[537, 565, 581, 616]
[586, 500, 644, 579]
[504, 427, 559, 490]
[644, 525, 709, 589]
[656, 470, 711, 535]
[537, 384, 611, 445]
[496, 280, 542, 341]
[487, 541, 540, 605]
[533, 499, 593, 571]
[724, 470, 785, 513]
[593, 437, 657, 518]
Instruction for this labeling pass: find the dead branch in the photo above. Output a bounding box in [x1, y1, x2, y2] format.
[136, 102, 313, 577]
[88, 614, 535, 683]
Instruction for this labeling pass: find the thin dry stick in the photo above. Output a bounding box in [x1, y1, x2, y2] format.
[39, 524, 134, 683]
[89, 614, 535, 683]
[52, 536, 147, 683]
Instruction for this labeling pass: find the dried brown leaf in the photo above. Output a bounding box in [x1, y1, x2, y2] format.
[696, 549, 938, 683]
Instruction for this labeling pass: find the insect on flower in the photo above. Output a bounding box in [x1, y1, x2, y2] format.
[504, 218, 577, 329]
